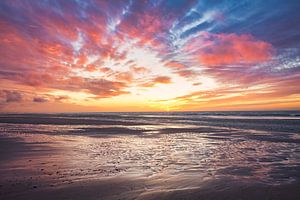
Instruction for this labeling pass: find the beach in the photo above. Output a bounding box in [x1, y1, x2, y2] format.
[0, 112, 300, 199]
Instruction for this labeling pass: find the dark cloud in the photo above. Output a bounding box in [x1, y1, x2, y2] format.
[0, 90, 22, 103]
[33, 97, 48, 103]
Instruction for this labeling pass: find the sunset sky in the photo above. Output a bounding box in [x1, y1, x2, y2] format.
[0, 0, 300, 112]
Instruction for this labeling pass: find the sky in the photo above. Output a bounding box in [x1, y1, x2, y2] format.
[0, 0, 300, 112]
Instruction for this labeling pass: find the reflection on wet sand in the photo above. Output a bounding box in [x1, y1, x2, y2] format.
[0, 112, 300, 199]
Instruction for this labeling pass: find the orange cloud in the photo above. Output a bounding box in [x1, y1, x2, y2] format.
[192, 82, 202, 86]
[76, 54, 88, 66]
[140, 76, 172, 87]
[130, 66, 149, 74]
[86, 64, 97, 72]
[153, 76, 172, 84]
[114, 72, 133, 82]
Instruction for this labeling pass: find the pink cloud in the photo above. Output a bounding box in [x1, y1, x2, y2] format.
[176, 70, 197, 78]
[165, 61, 186, 70]
[198, 33, 274, 66]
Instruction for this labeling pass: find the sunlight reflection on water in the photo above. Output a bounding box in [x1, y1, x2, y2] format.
[0, 112, 299, 187]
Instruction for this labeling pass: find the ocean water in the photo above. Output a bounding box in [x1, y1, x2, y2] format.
[0, 111, 300, 198]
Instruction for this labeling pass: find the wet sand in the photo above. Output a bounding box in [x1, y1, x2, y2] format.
[0, 112, 300, 199]
[3, 175, 300, 200]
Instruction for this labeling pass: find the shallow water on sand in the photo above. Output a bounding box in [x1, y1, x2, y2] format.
[0, 111, 300, 199]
